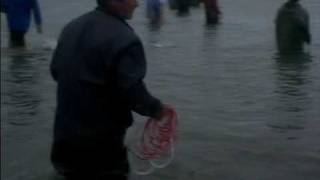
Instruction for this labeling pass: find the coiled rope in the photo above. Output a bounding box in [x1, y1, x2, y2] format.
[129, 106, 178, 175]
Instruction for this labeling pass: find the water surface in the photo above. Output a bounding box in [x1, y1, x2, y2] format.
[1, 0, 320, 180]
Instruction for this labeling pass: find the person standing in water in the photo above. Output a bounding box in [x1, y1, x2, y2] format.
[146, 0, 166, 26]
[50, 0, 172, 179]
[203, 0, 221, 25]
[176, 0, 190, 15]
[275, 0, 311, 53]
[1, 0, 42, 47]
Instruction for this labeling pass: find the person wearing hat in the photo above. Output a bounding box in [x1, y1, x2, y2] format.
[50, 0, 172, 179]
[275, 0, 311, 53]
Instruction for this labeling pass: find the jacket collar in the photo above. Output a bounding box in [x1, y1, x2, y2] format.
[96, 6, 125, 22]
[95, 6, 133, 30]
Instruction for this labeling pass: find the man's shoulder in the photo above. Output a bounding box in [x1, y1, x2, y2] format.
[100, 12, 137, 38]
[60, 10, 141, 50]
[69, 10, 136, 37]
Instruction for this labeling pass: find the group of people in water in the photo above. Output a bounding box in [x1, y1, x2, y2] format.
[275, 0, 311, 53]
[146, 0, 221, 25]
[146, 0, 311, 54]
[1, 0, 311, 54]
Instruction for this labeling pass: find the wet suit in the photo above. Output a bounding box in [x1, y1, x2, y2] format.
[2, 0, 42, 47]
[50, 7, 163, 180]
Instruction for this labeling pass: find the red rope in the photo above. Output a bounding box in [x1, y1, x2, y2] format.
[137, 107, 178, 160]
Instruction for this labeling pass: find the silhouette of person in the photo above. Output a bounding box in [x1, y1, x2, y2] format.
[203, 0, 221, 25]
[1, 0, 42, 47]
[50, 0, 172, 179]
[146, 0, 165, 26]
[275, 0, 311, 54]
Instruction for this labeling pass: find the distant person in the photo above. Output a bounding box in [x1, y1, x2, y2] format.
[1, 0, 42, 47]
[203, 0, 221, 24]
[168, 0, 177, 10]
[50, 0, 172, 179]
[275, 0, 311, 53]
[190, 0, 200, 7]
[146, 0, 165, 26]
[176, 0, 190, 15]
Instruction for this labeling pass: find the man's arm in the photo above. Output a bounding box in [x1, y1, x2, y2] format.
[116, 42, 163, 119]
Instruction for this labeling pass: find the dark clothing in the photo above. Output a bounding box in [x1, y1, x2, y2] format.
[2, 0, 42, 31]
[203, 0, 221, 24]
[51, 140, 129, 179]
[2, 0, 42, 47]
[190, 0, 200, 7]
[9, 30, 26, 47]
[50, 8, 163, 178]
[275, 2, 311, 53]
[62, 175, 127, 180]
[63, 175, 127, 180]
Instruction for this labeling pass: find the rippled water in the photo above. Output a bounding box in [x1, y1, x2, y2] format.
[1, 0, 320, 180]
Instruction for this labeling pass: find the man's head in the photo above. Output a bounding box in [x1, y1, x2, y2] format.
[97, 0, 138, 19]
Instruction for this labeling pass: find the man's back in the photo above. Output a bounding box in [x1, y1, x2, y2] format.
[50, 2, 166, 179]
[51, 9, 142, 142]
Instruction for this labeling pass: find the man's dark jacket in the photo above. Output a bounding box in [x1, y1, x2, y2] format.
[50, 8, 162, 175]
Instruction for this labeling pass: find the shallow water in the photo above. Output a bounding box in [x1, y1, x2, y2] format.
[1, 0, 320, 180]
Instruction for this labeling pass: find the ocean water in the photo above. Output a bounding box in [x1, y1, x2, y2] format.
[1, 0, 319, 180]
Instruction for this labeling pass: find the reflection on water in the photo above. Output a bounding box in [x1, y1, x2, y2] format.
[3, 51, 41, 126]
[268, 52, 312, 132]
[202, 25, 219, 50]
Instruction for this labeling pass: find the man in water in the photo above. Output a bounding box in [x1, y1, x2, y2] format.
[203, 0, 221, 24]
[50, 0, 171, 179]
[275, 0, 311, 53]
[1, 0, 42, 47]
